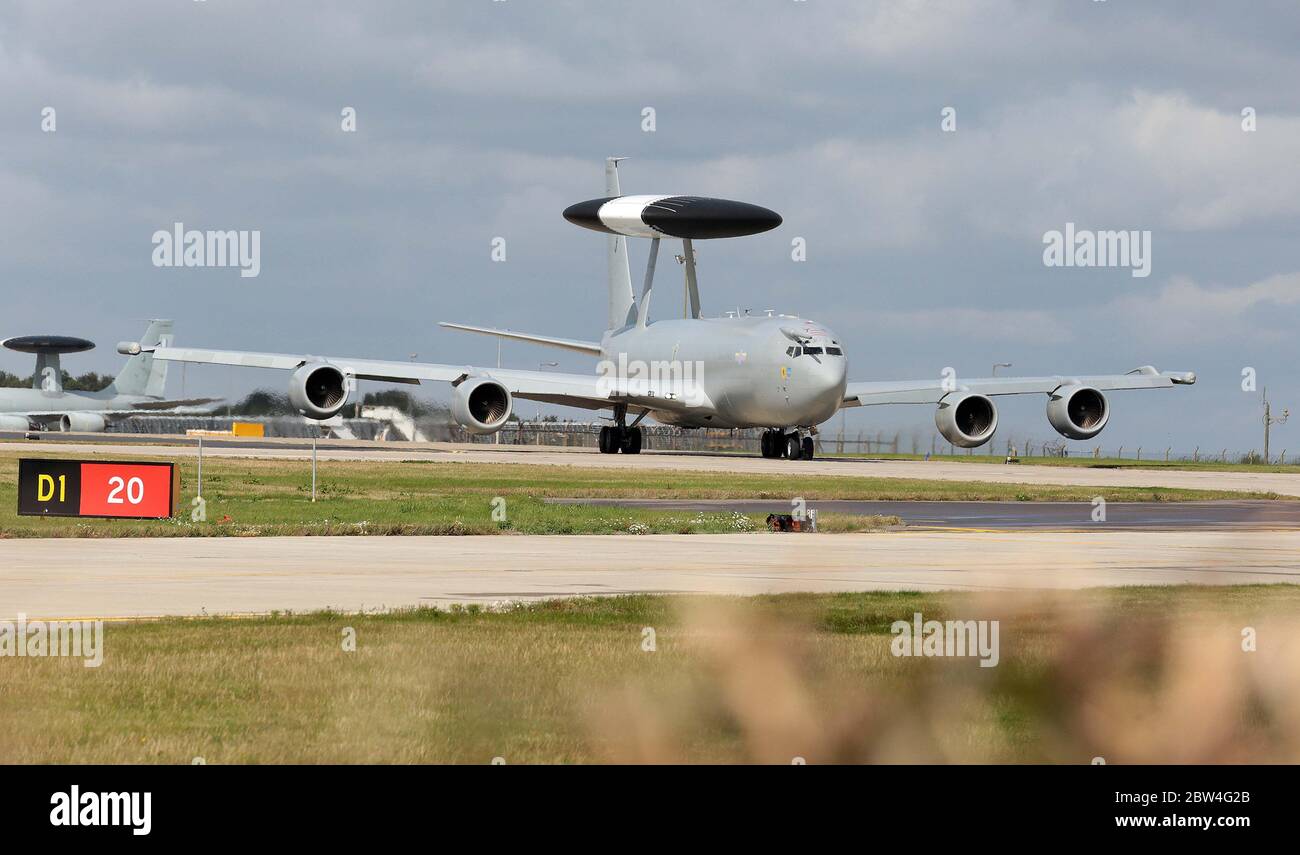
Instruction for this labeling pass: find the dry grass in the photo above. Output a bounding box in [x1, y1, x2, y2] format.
[3, 587, 1298, 764]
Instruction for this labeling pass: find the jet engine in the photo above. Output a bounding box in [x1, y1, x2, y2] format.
[935, 392, 998, 448]
[1047, 385, 1109, 440]
[288, 362, 350, 419]
[0, 415, 30, 431]
[451, 377, 512, 435]
[59, 413, 107, 432]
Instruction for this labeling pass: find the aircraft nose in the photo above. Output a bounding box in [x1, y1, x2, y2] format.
[810, 353, 846, 402]
[829, 358, 847, 392]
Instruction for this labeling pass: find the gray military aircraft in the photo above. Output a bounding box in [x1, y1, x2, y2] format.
[0, 320, 211, 433]
[132, 159, 1195, 460]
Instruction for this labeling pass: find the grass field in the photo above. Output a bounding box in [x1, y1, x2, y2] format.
[3, 586, 1298, 764]
[0, 451, 1280, 538]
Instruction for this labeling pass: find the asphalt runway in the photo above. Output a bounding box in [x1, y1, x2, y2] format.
[4, 530, 1298, 620]
[5, 434, 1300, 497]
[547, 498, 1300, 530]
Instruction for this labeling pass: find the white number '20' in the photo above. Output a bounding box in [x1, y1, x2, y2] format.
[107, 476, 145, 504]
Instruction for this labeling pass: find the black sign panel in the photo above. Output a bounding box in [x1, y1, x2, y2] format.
[17, 458, 177, 519]
[17, 458, 82, 516]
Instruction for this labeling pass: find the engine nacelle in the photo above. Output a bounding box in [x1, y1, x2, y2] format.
[1047, 385, 1109, 440]
[0, 415, 31, 431]
[288, 362, 350, 420]
[935, 392, 998, 448]
[59, 413, 107, 432]
[451, 377, 513, 435]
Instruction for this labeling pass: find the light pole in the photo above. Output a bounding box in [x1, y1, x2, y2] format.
[493, 339, 503, 444]
[537, 363, 558, 422]
[406, 353, 419, 431]
[1263, 387, 1290, 463]
[990, 363, 1011, 454]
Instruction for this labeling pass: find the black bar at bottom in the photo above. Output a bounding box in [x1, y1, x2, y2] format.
[2, 764, 1283, 842]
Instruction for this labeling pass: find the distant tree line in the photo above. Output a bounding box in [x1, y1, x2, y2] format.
[0, 370, 114, 391]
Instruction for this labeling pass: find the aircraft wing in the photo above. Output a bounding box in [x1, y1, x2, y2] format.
[438, 322, 603, 356]
[842, 365, 1196, 407]
[149, 346, 707, 414]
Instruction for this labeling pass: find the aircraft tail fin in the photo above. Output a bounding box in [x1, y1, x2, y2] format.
[107, 319, 173, 398]
[605, 157, 636, 331]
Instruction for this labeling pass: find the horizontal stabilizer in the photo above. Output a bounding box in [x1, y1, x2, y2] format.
[438, 322, 602, 356]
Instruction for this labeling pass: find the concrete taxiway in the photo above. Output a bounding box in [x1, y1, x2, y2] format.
[547, 499, 1300, 530]
[3, 530, 1297, 619]
[4, 435, 1300, 497]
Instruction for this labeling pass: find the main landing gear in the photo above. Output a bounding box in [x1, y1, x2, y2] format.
[760, 429, 815, 461]
[598, 405, 643, 454]
[598, 425, 642, 454]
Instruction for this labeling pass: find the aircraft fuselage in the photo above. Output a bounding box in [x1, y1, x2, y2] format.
[600, 314, 846, 430]
[0, 388, 133, 414]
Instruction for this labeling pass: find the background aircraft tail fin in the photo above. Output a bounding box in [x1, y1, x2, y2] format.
[107, 319, 173, 398]
[605, 157, 636, 331]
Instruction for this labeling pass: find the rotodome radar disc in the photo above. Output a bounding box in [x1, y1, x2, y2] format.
[563, 195, 782, 240]
[1, 335, 95, 354]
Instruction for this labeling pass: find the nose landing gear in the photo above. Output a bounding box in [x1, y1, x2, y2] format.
[761, 429, 815, 460]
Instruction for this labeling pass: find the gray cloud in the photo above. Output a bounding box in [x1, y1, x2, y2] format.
[1, 0, 1297, 454]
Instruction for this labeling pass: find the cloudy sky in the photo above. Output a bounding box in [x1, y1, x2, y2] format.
[3, 0, 1297, 453]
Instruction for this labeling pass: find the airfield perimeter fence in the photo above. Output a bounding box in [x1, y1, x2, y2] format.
[459, 420, 1293, 465]
[114, 415, 388, 439]
[105, 415, 1288, 465]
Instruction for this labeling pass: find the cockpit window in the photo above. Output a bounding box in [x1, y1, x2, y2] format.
[786, 346, 798, 356]
[803, 346, 823, 355]
[826, 346, 843, 356]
